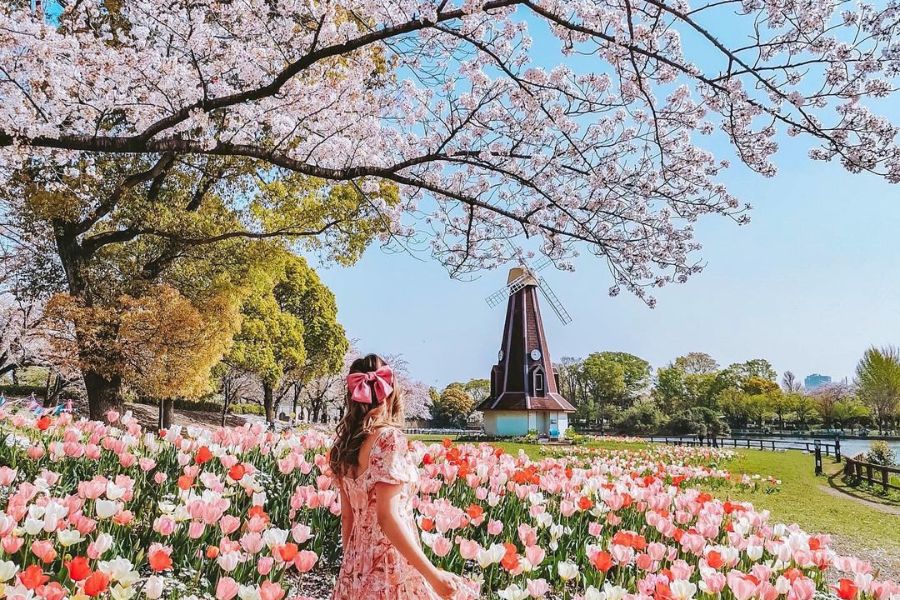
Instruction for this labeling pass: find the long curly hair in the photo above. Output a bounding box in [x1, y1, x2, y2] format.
[329, 354, 405, 478]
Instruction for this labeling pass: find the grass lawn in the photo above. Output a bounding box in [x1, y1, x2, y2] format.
[412, 435, 900, 573]
[708, 450, 900, 558]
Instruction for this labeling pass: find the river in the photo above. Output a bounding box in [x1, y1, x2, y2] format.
[709, 435, 900, 457]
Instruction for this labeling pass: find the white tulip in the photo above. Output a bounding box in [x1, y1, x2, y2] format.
[95, 499, 119, 519]
[497, 584, 529, 600]
[106, 481, 127, 500]
[110, 584, 136, 600]
[602, 583, 627, 600]
[584, 587, 606, 600]
[23, 517, 43, 536]
[557, 560, 578, 581]
[0, 560, 18, 582]
[57, 529, 84, 547]
[143, 575, 164, 599]
[238, 585, 260, 600]
[670, 579, 697, 600]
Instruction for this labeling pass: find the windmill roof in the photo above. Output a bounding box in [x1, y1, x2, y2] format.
[476, 392, 576, 412]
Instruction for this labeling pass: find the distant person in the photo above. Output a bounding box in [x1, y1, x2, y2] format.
[328, 354, 477, 600]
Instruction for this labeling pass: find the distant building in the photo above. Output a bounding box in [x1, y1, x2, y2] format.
[804, 373, 832, 390]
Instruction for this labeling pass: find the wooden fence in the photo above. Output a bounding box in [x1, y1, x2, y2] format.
[644, 436, 840, 459]
[843, 453, 900, 492]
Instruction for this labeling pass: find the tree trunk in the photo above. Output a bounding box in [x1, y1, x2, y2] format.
[84, 369, 124, 421]
[158, 398, 175, 430]
[291, 385, 301, 423]
[263, 382, 275, 425]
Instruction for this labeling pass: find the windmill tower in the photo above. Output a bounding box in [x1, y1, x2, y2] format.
[476, 261, 576, 438]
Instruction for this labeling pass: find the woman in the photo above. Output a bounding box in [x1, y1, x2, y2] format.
[328, 354, 477, 600]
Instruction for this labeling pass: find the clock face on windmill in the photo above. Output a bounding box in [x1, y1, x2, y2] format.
[530, 349, 542, 361]
[498, 349, 504, 362]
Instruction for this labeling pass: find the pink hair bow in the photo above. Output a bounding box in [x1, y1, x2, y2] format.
[347, 366, 394, 405]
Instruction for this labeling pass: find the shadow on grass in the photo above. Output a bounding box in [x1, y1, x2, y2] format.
[824, 466, 900, 513]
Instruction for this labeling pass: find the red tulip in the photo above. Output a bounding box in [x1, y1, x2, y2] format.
[836, 579, 858, 600]
[195, 446, 213, 464]
[149, 547, 173, 572]
[19, 565, 49, 590]
[228, 463, 246, 481]
[83, 571, 110, 597]
[67, 556, 92, 581]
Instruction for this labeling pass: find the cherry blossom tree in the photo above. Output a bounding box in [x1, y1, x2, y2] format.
[1, 0, 898, 306]
[289, 345, 432, 423]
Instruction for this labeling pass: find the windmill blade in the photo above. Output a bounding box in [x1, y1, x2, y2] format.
[537, 277, 573, 325]
[485, 272, 530, 307]
[485, 285, 512, 308]
[533, 257, 553, 272]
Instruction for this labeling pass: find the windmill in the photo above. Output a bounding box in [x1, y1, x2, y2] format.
[484, 258, 573, 326]
[476, 259, 576, 438]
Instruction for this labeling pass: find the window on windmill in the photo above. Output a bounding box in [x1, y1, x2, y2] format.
[534, 371, 544, 394]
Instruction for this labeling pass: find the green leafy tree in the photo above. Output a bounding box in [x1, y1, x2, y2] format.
[432, 385, 474, 428]
[673, 352, 719, 375]
[228, 252, 347, 424]
[653, 353, 729, 413]
[613, 401, 666, 435]
[4, 154, 394, 421]
[790, 393, 819, 429]
[727, 359, 777, 383]
[582, 352, 650, 407]
[855, 346, 900, 434]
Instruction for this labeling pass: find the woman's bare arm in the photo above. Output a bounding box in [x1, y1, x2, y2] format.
[375, 482, 455, 598]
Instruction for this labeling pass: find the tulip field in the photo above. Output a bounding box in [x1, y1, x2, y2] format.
[0, 409, 897, 600]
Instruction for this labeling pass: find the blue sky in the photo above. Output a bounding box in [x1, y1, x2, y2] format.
[310, 15, 900, 390]
[315, 139, 900, 388]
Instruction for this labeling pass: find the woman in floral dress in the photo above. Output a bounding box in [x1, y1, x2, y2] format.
[329, 354, 477, 600]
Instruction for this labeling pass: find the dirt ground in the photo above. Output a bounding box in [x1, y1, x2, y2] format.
[124, 402, 250, 430]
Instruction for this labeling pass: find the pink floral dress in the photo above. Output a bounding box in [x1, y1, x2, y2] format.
[331, 427, 477, 600]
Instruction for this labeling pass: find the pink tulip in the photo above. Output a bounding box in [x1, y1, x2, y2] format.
[240, 532, 265, 554]
[0, 467, 16, 486]
[702, 572, 726, 595]
[527, 578, 550, 598]
[432, 535, 452, 557]
[257, 556, 274, 576]
[215, 576, 239, 600]
[525, 544, 545, 567]
[459, 539, 481, 560]
[291, 524, 312, 544]
[31, 539, 56, 563]
[293, 550, 318, 573]
[259, 580, 285, 600]
[518, 523, 537, 547]
[2, 535, 23, 554]
[728, 572, 758, 600]
[220, 515, 240, 535]
[487, 520, 503, 535]
[188, 521, 206, 539]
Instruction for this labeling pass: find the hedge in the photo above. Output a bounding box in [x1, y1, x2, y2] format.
[134, 397, 266, 416]
[0, 385, 46, 398]
[229, 403, 266, 416]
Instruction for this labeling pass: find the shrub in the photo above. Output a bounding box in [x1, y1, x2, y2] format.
[613, 402, 665, 435]
[230, 403, 266, 416]
[866, 440, 896, 466]
[664, 407, 729, 438]
[0, 385, 46, 398]
[133, 397, 222, 412]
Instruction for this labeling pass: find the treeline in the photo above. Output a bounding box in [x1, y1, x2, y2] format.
[557, 350, 900, 436]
